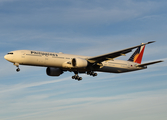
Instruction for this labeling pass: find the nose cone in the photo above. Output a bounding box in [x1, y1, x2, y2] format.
[4, 55, 8, 60]
[4, 52, 14, 62]
[4, 54, 13, 62]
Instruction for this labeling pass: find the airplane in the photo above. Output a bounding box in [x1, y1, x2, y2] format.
[4, 41, 163, 81]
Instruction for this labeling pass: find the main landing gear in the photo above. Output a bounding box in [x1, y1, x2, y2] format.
[87, 71, 97, 77]
[72, 71, 82, 81]
[14, 63, 20, 72]
[72, 71, 98, 81]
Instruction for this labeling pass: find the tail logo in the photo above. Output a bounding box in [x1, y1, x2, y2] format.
[128, 45, 145, 64]
[134, 54, 139, 62]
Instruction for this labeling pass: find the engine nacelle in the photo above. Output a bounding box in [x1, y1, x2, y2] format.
[46, 67, 63, 76]
[72, 58, 88, 68]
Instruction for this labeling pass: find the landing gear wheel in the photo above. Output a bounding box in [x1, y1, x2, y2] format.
[72, 76, 75, 79]
[72, 71, 82, 81]
[75, 76, 79, 80]
[78, 77, 82, 81]
[16, 68, 20, 72]
[93, 73, 97, 77]
[87, 71, 97, 77]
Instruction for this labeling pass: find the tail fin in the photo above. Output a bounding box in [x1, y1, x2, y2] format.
[128, 44, 145, 64]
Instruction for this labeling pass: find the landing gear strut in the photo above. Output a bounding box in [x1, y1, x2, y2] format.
[14, 63, 20, 72]
[72, 71, 82, 81]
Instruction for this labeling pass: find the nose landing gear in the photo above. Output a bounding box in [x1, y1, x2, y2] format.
[16, 68, 20, 72]
[14, 63, 20, 72]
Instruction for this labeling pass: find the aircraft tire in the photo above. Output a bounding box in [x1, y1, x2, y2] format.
[72, 76, 75, 79]
[16, 68, 20, 72]
[93, 73, 97, 76]
[75, 76, 79, 80]
[78, 77, 82, 81]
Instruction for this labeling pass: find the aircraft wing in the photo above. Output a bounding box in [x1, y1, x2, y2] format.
[136, 60, 163, 67]
[87, 41, 155, 63]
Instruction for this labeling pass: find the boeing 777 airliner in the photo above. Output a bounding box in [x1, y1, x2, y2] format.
[4, 41, 163, 81]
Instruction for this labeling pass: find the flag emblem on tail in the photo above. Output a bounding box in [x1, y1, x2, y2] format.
[128, 45, 145, 64]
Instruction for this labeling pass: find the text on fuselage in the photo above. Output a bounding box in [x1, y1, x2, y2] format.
[31, 51, 58, 57]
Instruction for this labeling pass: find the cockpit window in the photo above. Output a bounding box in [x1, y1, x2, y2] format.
[7, 53, 13, 55]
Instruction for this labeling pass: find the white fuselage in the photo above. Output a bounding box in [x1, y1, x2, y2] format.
[4, 50, 145, 74]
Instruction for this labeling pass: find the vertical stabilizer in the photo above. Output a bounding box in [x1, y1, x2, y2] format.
[128, 44, 145, 64]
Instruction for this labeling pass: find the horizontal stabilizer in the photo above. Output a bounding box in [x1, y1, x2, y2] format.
[136, 60, 163, 67]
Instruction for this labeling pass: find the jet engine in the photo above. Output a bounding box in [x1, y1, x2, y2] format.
[72, 58, 88, 68]
[46, 67, 63, 76]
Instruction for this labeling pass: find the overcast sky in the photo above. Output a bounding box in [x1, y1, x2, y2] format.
[0, 0, 167, 120]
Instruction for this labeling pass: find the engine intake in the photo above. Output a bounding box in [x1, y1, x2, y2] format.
[46, 67, 63, 76]
[72, 58, 88, 68]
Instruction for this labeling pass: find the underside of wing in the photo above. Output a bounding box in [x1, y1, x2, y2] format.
[87, 41, 155, 63]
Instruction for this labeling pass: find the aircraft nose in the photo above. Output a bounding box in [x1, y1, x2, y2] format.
[4, 55, 11, 61]
[4, 55, 8, 60]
